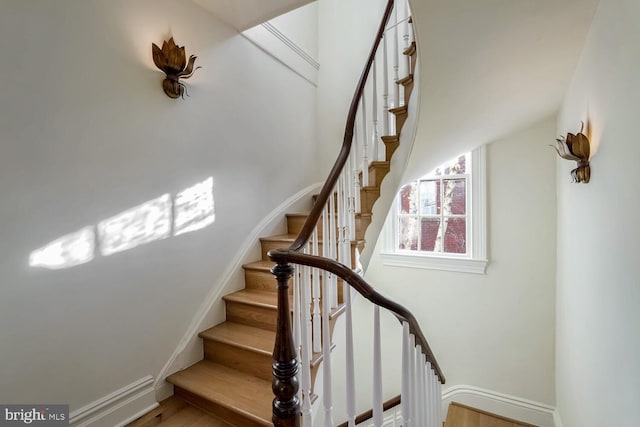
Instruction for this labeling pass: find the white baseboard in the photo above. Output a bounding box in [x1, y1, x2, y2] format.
[70, 376, 157, 427]
[154, 183, 322, 396]
[442, 385, 556, 427]
[553, 410, 565, 427]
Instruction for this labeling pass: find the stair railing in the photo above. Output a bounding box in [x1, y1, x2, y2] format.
[269, 1, 445, 426]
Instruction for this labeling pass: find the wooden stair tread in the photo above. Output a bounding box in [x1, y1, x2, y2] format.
[259, 233, 297, 243]
[381, 134, 399, 141]
[397, 74, 414, 86]
[156, 405, 229, 427]
[168, 361, 272, 426]
[242, 260, 275, 272]
[403, 41, 416, 56]
[261, 233, 364, 246]
[223, 289, 279, 308]
[389, 105, 408, 114]
[199, 322, 274, 355]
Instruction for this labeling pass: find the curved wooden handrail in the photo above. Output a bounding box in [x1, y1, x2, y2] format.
[269, 249, 446, 383]
[269, 2, 444, 423]
[289, 0, 395, 252]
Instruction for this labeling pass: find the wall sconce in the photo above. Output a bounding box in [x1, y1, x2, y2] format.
[553, 123, 591, 183]
[152, 37, 201, 99]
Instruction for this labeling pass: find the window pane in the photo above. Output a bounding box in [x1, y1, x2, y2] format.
[420, 218, 440, 252]
[399, 183, 417, 214]
[443, 218, 466, 254]
[419, 180, 438, 215]
[443, 179, 466, 215]
[398, 216, 419, 250]
[443, 154, 467, 175]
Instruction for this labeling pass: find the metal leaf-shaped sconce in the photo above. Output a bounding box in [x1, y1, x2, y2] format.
[553, 122, 591, 183]
[152, 37, 201, 99]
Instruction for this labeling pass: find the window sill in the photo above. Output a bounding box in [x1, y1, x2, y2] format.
[380, 252, 488, 274]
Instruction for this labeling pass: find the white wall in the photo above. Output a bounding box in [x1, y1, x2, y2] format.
[556, 0, 640, 425]
[242, 2, 320, 87]
[269, 2, 319, 61]
[364, 118, 558, 406]
[0, 0, 316, 413]
[317, 0, 386, 173]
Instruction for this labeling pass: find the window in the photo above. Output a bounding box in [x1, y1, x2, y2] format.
[382, 145, 487, 274]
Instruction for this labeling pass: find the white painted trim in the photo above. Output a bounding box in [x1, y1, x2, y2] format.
[553, 410, 565, 427]
[69, 376, 157, 427]
[381, 252, 488, 274]
[442, 385, 556, 427]
[380, 145, 488, 274]
[154, 182, 322, 394]
[471, 144, 487, 264]
[262, 22, 320, 70]
[241, 21, 319, 86]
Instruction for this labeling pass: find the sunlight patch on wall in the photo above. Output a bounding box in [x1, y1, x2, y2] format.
[29, 177, 215, 270]
[29, 226, 96, 270]
[174, 177, 215, 236]
[99, 194, 171, 256]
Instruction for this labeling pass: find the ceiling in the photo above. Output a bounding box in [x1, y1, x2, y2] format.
[191, 0, 599, 178]
[406, 0, 600, 179]
[193, 0, 314, 31]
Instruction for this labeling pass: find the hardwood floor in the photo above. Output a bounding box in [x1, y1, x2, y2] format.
[445, 402, 538, 427]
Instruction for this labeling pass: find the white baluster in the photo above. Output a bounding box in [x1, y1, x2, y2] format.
[437, 376, 443, 426]
[300, 250, 312, 425]
[371, 58, 380, 162]
[347, 148, 356, 241]
[352, 141, 362, 214]
[291, 265, 302, 408]
[401, 0, 411, 78]
[427, 362, 435, 427]
[410, 334, 417, 427]
[341, 174, 351, 269]
[392, 4, 401, 109]
[401, 322, 411, 427]
[337, 175, 345, 267]
[321, 265, 334, 427]
[344, 279, 356, 427]
[360, 94, 369, 187]
[382, 32, 390, 138]
[431, 361, 438, 427]
[328, 188, 338, 309]
[416, 346, 425, 426]
[372, 306, 383, 427]
[312, 228, 321, 354]
[422, 355, 429, 427]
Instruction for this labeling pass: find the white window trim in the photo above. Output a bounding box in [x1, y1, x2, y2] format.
[381, 145, 488, 274]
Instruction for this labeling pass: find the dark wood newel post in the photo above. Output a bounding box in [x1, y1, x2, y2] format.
[271, 260, 301, 427]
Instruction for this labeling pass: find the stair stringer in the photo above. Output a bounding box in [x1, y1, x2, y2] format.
[154, 182, 322, 401]
[358, 62, 421, 271]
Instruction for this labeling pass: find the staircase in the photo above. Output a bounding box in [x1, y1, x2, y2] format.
[155, 49, 416, 427]
[126, 1, 440, 426]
